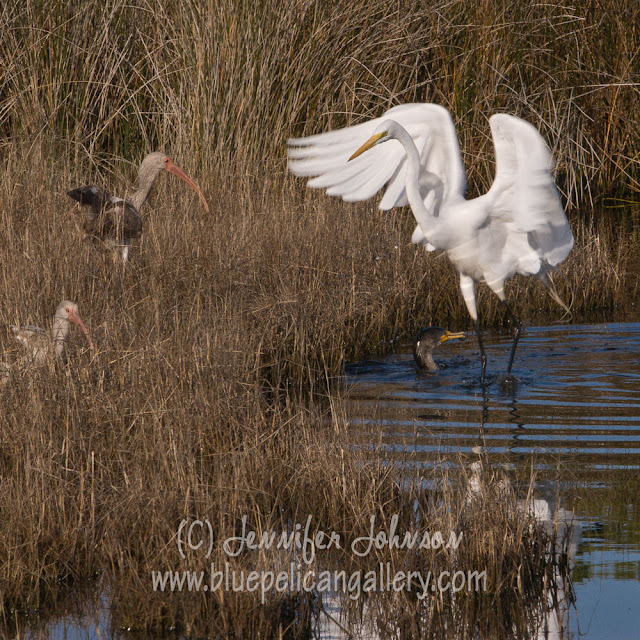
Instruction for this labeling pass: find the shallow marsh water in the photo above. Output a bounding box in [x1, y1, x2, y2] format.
[17, 323, 640, 639]
[343, 322, 640, 639]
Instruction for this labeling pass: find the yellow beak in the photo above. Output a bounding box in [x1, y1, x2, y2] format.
[440, 330, 465, 344]
[348, 131, 387, 161]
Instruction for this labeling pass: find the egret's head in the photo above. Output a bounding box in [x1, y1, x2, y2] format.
[348, 120, 396, 161]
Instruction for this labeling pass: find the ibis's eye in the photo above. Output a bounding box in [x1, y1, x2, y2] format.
[164, 158, 170, 164]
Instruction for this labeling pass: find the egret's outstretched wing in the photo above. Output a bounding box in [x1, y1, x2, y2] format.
[487, 114, 574, 274]
[288, 103, 466, 210]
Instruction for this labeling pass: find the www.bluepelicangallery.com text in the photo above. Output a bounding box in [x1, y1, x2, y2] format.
[152, 562, 487, 603]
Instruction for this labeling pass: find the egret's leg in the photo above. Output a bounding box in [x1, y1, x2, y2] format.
[475, 318, 487, 386]
[459, 274, 487, 386]
[485, 278, 523, 377]
[501, 300, 523, 375]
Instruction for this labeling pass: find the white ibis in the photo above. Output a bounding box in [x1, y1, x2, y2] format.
[68, 152, 209, 261]
[1, 301, 94, 377]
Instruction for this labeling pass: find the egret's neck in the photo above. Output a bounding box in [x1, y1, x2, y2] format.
[392, 126, 440, 238]
[52, 316, 69, 357]
[393, 127, 422, 196]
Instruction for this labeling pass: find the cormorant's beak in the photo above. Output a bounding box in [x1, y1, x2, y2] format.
[440, 330, 465, 344]
[348, 131, 386, 161]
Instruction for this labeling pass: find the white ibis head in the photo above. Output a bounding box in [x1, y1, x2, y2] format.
[56, 300, 95, 352]
[139, 152, 209, 212]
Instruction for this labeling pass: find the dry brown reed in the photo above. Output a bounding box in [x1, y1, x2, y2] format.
[0, 157, 586, 639]
[0, 0, 636, 637]
[2, 0, 639, 200]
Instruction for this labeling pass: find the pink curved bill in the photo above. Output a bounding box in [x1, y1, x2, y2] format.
[166, 160, 210, 213]
[68, 309, 96, 352]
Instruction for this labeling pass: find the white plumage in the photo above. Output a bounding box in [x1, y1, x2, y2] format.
[288, 103, 574, 383]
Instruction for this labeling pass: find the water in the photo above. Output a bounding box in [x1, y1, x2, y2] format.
[17, 323, 640, 639]
[343, 322, 640, 639]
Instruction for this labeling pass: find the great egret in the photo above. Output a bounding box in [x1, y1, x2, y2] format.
[288, 104, 573, 384]
[68, 152, 209, 262]
[413, 327, 465, 371]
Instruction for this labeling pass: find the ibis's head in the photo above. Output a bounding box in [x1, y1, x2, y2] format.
[413, 326, 465, 371]
[56, 300, 95, 351]
[139, 152, 210, 212]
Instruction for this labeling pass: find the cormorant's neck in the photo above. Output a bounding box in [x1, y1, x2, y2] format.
[419, 352, 438, 371]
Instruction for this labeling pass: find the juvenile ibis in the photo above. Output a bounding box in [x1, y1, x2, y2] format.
[1, 301, 94, 377]
[68, 152, 209, 261]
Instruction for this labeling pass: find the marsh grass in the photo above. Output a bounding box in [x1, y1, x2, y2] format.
[2, 0, 639, 199]
[0, 159, 596, 637]
[0, 0, 637, 637]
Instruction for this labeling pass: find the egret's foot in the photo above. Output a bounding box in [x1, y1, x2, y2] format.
[496, 372, 520, 393]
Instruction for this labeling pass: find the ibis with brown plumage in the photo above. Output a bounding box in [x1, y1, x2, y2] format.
[68, 152, 209, 262]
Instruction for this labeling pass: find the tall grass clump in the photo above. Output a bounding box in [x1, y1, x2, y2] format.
[1, 0, 640, 200]
[0, 0, 636, 637]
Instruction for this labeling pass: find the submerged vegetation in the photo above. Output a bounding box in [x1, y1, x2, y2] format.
[0, 0, 638, 637]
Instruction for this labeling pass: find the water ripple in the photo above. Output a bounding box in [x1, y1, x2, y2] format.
[345, 323, 640, 466]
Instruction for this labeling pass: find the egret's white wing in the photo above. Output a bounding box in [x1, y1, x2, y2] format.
[487, 114, 574, 273]
[288, 103, 467, 211]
